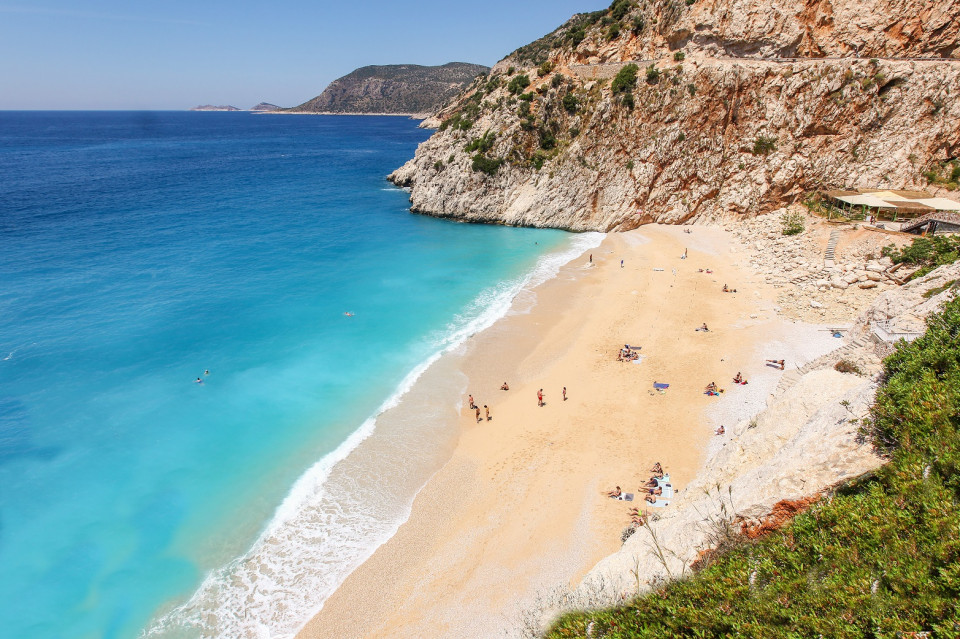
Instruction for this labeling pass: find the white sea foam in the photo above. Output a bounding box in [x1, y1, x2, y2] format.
[141, 231, 605, 639]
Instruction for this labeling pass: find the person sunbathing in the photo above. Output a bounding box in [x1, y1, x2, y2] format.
[500, 382, 509, 390]
[645, 494, 659, 504]
[646, 487, 663, 496]
[606, 486, 622, 498]
[706, 381, 718, 392]
[716, 425, 725, 435]
[651, 462, 662, 473]
[766, 359, 785, 370]
[733, 372, 742, 384]
[699, 323, 709, 332]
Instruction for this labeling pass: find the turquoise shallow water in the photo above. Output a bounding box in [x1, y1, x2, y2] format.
[0, 112, 592, 638]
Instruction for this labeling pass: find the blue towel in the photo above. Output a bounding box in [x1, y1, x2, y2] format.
[653, 382, 669, 390]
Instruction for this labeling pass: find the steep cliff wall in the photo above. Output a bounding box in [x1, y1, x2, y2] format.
[390, 0, 960, 231]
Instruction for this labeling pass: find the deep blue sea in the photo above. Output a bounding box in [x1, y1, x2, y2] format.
[0, 112, 601, 639]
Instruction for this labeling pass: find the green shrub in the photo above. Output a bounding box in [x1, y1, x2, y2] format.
[626, 160, 634, 170]
[569, 126, 580, 138]
[520, 117, 536, 131]
[631, 15, 645, 33]
[506, 66, 515, 75]
[551, 73, 565, 88]
[674, 51, 686, 62]
[752, 135, 777, 155]
[562, 93, 579, 113]
[676, 132, 686, 142]
[834, 359, 862, 375]
[433, 160, 443, 171]
[537, 61, 554, 77]
[612, 63, 639, 94]
[621, 92, 635, 109]
[569, 26, 586, 47]
[883, 236, 960, 279]
[781, 211, 805, 235]
[517, 101, 531, 118]
[610, 0, 632, 20]
[518, 92, 534, 102]
[507, 74, 531, 95]
[686, 83, 697, 97]
[606, 23, 621, 40]
[464, 130, 496, 154]
[470, 154, 503, 175]
[539, 128, 557, 150]
[645, 64, 661, 84]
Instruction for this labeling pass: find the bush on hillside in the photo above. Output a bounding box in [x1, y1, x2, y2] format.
[882, 235, 960, 279]
[611, 64, 639, 94]
[752, 135, 778, 155]
[470, 154, 503, 176]
[507, 74, 530, 94]
[781, 211, 805, 236]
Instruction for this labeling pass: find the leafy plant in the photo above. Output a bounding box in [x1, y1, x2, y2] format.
[507, 74, 531, 95]
[612, 63, 639, 94]
[537, 61, 554, 77]
[674, 51, 686, 62]
[882, 235, 960, 279]
[610, 0, 633, 20]
[780, 211, 805, 235]
[562, 92, 579, 113]
[464, 130, 496, 154]
[752, 135, 777, 155]
[470, 154, 503, 175]
[645, 65, 661, 84]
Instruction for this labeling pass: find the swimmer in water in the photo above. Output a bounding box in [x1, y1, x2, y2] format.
[344, 312, 354, 317]
[204, 369, 210, 375]
[195, 377, 203, 384]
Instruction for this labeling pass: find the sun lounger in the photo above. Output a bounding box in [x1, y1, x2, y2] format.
[653, 382, 669, 390]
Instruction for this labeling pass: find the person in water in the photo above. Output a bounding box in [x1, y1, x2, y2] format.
[195, 377, 203, 384]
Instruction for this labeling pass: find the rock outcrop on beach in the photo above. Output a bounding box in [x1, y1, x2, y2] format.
[389, 0, 960, 231]
[285, 63, 490, 116]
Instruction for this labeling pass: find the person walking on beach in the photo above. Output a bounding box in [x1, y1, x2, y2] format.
[562, 386, 567, 401]
[620, 259, 624, 268]
[485, 405, 490, 421]
[475, 406, 481, 423]
[537, 389, 544, 407]
[589, 253, 593, 263]
[468, 394, 476, 409]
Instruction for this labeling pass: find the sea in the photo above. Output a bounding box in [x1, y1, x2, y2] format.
[0, 111, 603, 638]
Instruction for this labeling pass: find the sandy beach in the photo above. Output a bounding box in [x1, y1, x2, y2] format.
[296, 224, 807, 638]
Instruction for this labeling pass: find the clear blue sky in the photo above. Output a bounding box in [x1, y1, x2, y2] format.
[0, 1, 608, 110]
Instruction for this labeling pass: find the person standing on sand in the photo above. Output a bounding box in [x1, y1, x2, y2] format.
[620, 259, 624, 268]
[589, 254, 593, 263]
[468, 394, 476, 409]
[485, 405, 490, 421]
[562, 386, 567, 401]
[475, 406, 481, 423]
[537, 389, 544, 407]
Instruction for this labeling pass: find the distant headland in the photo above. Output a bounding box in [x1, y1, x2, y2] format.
[281, 62, 490, 117]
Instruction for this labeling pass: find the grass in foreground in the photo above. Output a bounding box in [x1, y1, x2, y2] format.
[548, 298, 960, 638]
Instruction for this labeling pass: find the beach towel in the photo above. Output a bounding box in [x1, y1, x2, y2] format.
[620, 493, 634, 501]
[653, 382, 669, 390]
[653, 268, 664, 271]
[631, 355, 646, 364]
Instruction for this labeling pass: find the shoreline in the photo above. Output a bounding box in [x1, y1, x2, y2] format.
[296, 224, 815, 638]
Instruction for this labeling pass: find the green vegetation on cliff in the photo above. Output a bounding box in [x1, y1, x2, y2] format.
[549, 297, 960, 638]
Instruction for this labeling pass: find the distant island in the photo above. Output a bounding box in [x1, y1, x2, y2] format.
[190, 103, 283, 112]
[190, 105, 241, 112]
[250, 102, 281, 112]
[283, 62, 490, 117]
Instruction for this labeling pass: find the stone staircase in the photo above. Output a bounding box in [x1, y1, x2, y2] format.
[771, 334, 872, 398]
[824, 230, 840, 263]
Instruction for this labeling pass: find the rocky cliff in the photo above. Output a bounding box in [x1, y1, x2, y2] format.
[390, 0, 960, 231]
[286, 63, 490, 116]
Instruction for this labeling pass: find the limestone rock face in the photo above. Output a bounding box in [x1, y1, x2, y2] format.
[390, 0, 960, 231]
